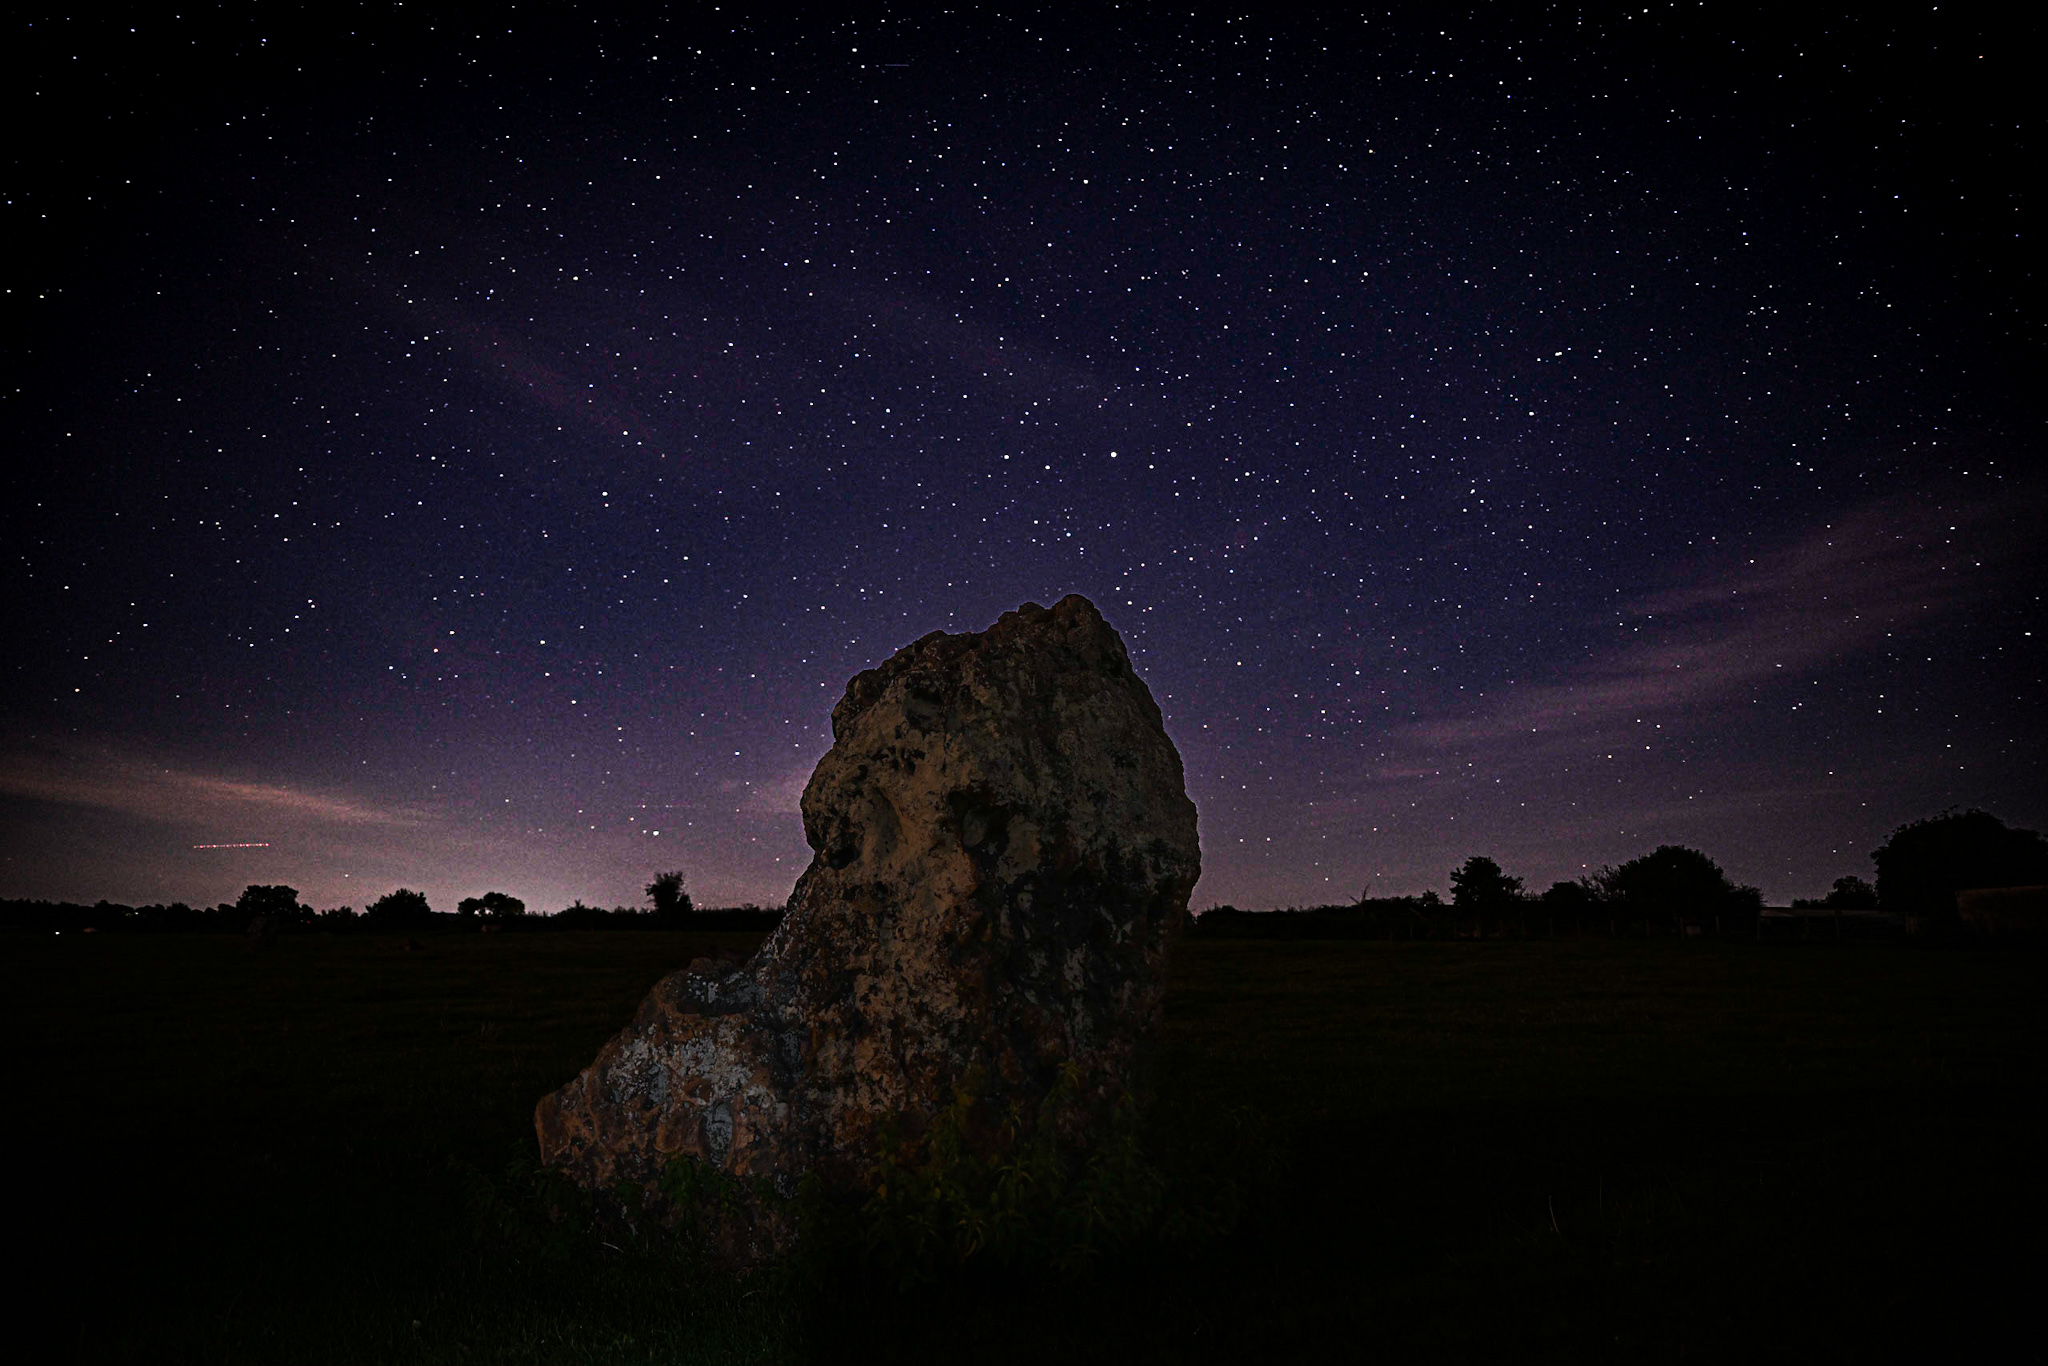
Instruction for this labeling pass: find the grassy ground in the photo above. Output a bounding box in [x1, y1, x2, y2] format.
[5, 930, 2042, 1362]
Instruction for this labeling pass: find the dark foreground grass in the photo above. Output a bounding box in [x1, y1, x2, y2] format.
[5, 930, 2042, 1362]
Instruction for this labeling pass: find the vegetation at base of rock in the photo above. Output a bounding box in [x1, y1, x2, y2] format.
[847, 1070, 1179, 1283]
[619, 1057, 1275, 1292]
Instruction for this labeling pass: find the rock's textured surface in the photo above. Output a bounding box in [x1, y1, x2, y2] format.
[534, 595, 1199, 1259]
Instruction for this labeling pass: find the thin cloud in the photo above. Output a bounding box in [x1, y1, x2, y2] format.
[440, 310, 664, 446]
[272, 215, 674, 454]
[738, 763, 817, 816]
[1392, 481, 2043, 761]
[0, 738, 415, 830]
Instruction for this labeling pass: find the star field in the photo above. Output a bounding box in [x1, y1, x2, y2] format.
[3, 5, 2039, 912]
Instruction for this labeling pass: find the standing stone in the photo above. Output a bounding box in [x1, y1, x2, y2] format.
[534, 595, 1200, 1261]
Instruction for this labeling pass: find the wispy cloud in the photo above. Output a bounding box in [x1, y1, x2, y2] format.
[0, 737, 415, 831]
[1390, 481, 2043, 762]
[737, 762, 817, 816]
[437, 309, 666, 447]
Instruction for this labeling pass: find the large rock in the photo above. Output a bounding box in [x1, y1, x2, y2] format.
[534, 595, 1200, 1260]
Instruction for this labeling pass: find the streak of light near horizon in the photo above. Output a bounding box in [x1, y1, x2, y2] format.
[192, 843, 271, 850]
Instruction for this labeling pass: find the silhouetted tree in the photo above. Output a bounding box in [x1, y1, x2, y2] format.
[1592, 846, 1760, 923]
[235, 884, 309, 929]
[365, 887, 433, 929]
[1450, 856, 1524, 911]
[1873, 809, 2048, 919]
[1533, 880, 1598, 933]
[457, 891, 526, 919]
[1792, 873, 1882, 910]
[1823, 876, 1878, 909]
[1541, 880, 1597, 910]
[646, 870, 693, 917]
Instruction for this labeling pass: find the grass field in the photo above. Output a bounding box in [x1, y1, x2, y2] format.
[6, 930, 2042, 1362]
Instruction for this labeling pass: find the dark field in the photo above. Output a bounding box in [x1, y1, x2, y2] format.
[6, 931, 2043, 1363]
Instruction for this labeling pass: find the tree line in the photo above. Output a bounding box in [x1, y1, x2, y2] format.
[1192, 808, 2048, 940]
[6, 810, 2040, 940]
[0, 870, 784, 936]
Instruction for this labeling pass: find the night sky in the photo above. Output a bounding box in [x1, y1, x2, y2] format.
[5, 5, 2040, 915]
